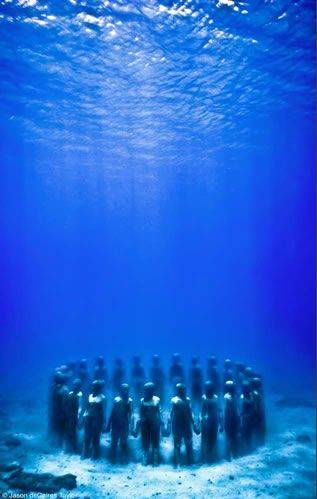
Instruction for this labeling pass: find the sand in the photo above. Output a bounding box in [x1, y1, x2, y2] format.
[0, 393, 315, 498]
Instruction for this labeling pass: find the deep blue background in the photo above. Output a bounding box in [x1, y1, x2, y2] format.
[0, 0, 315, 392]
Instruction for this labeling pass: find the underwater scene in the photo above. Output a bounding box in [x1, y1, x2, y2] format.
[0, 0, 315, 497]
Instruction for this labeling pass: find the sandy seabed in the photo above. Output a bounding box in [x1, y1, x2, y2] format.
[0, 393, 315, 498]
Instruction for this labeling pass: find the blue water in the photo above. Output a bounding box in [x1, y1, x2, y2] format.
[0, 0, 315, 392]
